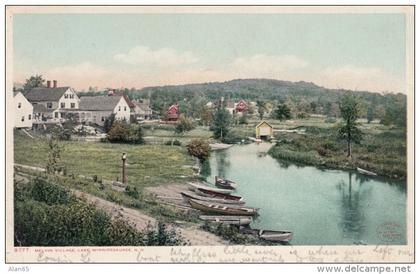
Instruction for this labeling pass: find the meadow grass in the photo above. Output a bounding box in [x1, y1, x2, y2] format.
[14, 130, 197, 190]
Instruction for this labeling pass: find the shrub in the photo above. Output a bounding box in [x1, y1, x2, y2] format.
[297, 112, 310, 119]
[175, 114, 195, 133]
[125, 186, 140, 199]
[165, 140, 182, 146]
[107, 121, 130, 143]
[186, 139, 211, 161]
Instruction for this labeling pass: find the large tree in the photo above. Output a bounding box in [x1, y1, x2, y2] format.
[256, 100, 266, 120]
[337, 92, 363, 158]
[23, 75, 45, 93]
[210, 107, 232, 141]
[273, 103, 292, 121]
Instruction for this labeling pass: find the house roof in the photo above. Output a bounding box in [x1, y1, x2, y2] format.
[79, 96, 123, 111]
[25, 87, 70, 102]
[33, 104, 50, 113]
[133, 101, 152, 111]
[256, 121, 273, 129]
[108, 90, 135, 108]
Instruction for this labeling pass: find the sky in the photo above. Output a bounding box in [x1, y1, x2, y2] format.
[13, 13, 407, 93]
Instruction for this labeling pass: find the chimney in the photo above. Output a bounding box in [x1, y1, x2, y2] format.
[47, 80, 51, 88]
[53, 80, 57, 88]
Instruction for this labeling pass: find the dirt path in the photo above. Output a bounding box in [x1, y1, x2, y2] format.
[14, 171, 228, 246]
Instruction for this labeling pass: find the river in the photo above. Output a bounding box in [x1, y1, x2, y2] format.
[205, 143, 406, 245]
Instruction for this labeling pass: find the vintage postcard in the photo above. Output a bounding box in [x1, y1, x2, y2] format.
[5, 5, 414, 263]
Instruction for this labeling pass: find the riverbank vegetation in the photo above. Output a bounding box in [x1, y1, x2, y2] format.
[14, 176, 186, 246]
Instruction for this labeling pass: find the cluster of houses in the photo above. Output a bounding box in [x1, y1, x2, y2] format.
[12, 80, 274, 140]
[13, 80, 152, 129]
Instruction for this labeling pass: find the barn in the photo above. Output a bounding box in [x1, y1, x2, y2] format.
[255, 121, 273, 140]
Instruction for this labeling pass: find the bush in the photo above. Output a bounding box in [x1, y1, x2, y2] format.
[107, 121, 130, 143]
[165, 140, 182, 146]
[125, 186, 140, 199]
[175, 114, 195, 133]
[187, 139, 211, 161]
[297, 112, 310, 119]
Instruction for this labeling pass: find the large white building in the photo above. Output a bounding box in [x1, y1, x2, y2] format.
[25, 80, 80, 124]
[72, 95, 131, 126]
[13, 91, 33, 128]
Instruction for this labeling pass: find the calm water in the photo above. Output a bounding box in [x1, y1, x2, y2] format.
[205, 143, 407, 245]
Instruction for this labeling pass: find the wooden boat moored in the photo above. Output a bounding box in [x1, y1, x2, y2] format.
[357, 167, 377, 176]
[240, 227, 293, 242]
[215, 176, 237, 190]
[181, 191, 245, 205]
[188, 183, 233, 195]
[189, 199, 258, 216]
[195, 188, 243, 201]
[199, 215, 252, 226]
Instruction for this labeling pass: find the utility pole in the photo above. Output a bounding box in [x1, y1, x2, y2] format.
[122, 153, 127, 184]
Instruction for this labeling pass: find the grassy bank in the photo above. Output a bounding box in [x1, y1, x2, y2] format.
[14, 130, 197, 190]
[268, 124, 406, 180]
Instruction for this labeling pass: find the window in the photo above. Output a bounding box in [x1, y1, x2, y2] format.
[101, 116, 105, 122]
[118, 106, 121, 111]
[47, 102, 53, 109]
[61, 102, 65, 108]
[54, 112, 58, 118]
[124, 106, 127, 111]
[21, 116, 24, 122]
[28, 114, 31, 120]
[64, 94, 68, 99]
[61, 112, 65, 118]
[71, 103, 75, 109]
[70, 94, 74, 99]
[18, 102, 21, 108]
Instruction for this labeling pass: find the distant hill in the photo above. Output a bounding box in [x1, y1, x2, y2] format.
[133, 78, 400, 105]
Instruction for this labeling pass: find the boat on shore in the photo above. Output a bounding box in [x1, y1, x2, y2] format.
[195, 188, 243, 201]
[189, 199, 259, 216]
[188, 183, 233, 195]
[215, 176, 237, 190]
[357, 167, 377, 176]
[181, 191, 245, 205]
[240, 227, 293, 243]
[199, 215, 252, 226]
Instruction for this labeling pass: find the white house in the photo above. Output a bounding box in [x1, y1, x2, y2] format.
[25, 80, 80, 123]
[13, 92, 33, 128]
[74, 95, 131, 126]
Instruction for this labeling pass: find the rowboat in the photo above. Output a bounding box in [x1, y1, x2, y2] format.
[181, 191, 245, 205]
[357, 167, 377, 176]
[199, 215, 252, 226]
[189, 199, 258, 216]
[240, 227, 293, 243]
[195, 188, 243, 201]
[215, 176, 237, 190]
[188, 183, 233, 195]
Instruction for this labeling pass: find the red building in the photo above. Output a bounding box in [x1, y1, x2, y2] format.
[167, 104, 179, 121]
[235, 100, 248, 113]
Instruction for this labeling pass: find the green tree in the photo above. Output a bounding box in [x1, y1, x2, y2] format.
[103, 114, 116, 133]
[175, 114, 195, 134]
[367, 106, 374, 123]
[46, 138, 65, 174]
[337, 92, 363, 158]
[23, 75, 45, 93]
[256, 100, 266, 120]
[273, 103, 292, 121]
[187, 139, 211, 162]
[107, 121, 130, 143]
[200, 107, 213, 126]
[210, 107, 232, 141]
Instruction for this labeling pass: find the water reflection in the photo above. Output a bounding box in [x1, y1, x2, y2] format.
[215, 150, 230, 178]
[338, 172, 366, 244]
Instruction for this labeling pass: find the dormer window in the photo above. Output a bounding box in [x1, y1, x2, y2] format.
[47, 102, 53, 109]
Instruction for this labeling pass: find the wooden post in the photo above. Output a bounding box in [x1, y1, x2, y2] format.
[122, 153, 127, 184]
